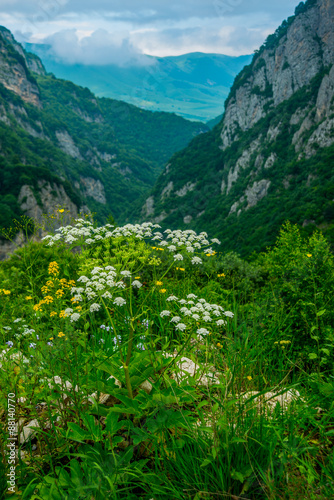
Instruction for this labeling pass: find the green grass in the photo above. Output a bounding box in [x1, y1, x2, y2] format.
[0, 214, 333, 499]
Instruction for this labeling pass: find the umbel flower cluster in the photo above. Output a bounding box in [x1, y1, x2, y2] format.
[64, 265, 137, 322]
[42, 219, 221, 262]
[159, 294, 234, 338]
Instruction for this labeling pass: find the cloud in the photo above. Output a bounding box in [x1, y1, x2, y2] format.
[0, 0, 300, 61]
[44, 28, 153, 66]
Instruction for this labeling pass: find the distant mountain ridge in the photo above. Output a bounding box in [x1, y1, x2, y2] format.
[0, 25, 208, 257]
[140, 0, 334, 256]
[23, 44, 252, 122]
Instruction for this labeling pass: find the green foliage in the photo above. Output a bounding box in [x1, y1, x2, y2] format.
[257, 222, 334, 367]
[0, 219, 333, 499]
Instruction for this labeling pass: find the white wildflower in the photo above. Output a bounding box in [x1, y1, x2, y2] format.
[197, 328, 210, 337]
[224, 311, 234, 318]
[114, 297, 126, 306]
[70, 313, 81, 322]
[90, 303, 101, 312]
[160, 310, 171, 318]
[120, 270, 131, 277]
[170, 316, 181, 323]
[168, 245, 177, 252]
[174, 254, 183, 261]
[216, 319, 226, 326]
[102, 291, 112, 299]
[191, 257, 202, 265]
[187, 294, 197, 299]
[132, 280, 142, 289]
[175, 323, 186, 331]
[166, 295, 178, 302]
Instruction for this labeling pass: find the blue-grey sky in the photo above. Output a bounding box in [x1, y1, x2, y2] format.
[0, 0, 300, 64]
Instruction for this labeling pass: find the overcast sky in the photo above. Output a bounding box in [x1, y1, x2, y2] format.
[0, 0, 300, 65]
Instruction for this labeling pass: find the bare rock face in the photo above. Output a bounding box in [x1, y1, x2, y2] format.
[220, 0, 334, 151]
[142, 196, 155, 217]
[0, 29, 41, 107]
[245, 179, 271, 209]
[56, 130, 82, 159]
[0, 181, 79, 259]
[80, 176, 106, 204]
[18, 181, 78, 224]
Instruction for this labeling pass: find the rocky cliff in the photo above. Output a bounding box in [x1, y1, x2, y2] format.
[141, 0, 334, 256]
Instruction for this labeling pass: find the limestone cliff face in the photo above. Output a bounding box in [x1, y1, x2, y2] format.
[0, 180, 80, 260]
[221, 0, 334, 151]
[0, 27, 42, 107]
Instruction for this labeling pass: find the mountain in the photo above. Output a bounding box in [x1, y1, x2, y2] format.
[22, 44, 252, 122]
[140, 0, 334, 257]
[0, 25, 208, 256]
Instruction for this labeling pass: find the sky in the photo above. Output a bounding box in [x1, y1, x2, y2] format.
[0, 0, 300, 65]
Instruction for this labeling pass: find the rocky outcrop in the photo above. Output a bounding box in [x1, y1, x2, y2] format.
[56, 130, 82, 159]
[0, 180, 79, 260]
[79, 177, 106, 204]
[18, 181, 78, 223]
[220, 0, 334, 151]
[0, 28, 41, 107]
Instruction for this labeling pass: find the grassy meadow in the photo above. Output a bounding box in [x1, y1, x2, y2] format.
[0, 211, 334, 499]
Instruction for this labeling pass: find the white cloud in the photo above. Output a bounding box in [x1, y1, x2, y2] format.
[44, 28, 153, 66]
[0, 0, 300, 62]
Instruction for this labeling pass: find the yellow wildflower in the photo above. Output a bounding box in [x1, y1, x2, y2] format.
[44, 296, 54, 304]
[59, 310, 66, 318]
[247, 376, 252, 381]
[50, 311, 57, 317]
[176, 267, 185, 271]
[217, 342, 222, 348]
[56, 289, 64, 297]
[159, 289, 167, 294]
[217, 273, 225, 278]
[135, 277, 141, 279]
[307, 254, 312, 257]
[49, 337, 54, 341]
[156, 281, 163, 286]
[25, 296, 33, 300]
[58, 209, 65, 213]
[1, 289, 11, 295]
[58, 332, 65, 338]
[48, 261, 59, 276]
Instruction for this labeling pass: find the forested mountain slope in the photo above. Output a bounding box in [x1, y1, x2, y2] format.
[140, 0, 334, 256]
[23, 45, 252, 122]
[0, 25, 207, 256]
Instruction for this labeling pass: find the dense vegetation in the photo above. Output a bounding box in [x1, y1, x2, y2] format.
[0, 215, 333, 499]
